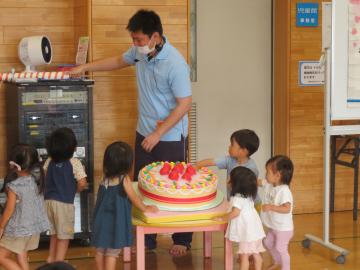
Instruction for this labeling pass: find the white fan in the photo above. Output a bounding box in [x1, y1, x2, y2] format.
[18, 36, 52, 72]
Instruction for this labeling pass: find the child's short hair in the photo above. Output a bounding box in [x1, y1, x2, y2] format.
[103, 141, 133, 179]
[266, 155, 294, 185]
[46, 127, 77, 163]
[229, 166, 257, 200]
[231, 129, 259, 156]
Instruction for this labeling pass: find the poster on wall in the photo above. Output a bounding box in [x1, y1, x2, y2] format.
[76, 37, 90, 65]
[298, 61, 324, 86]
[348, 0, 360, 107]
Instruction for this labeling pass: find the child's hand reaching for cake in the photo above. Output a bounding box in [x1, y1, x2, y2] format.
[194, 159, 215, 170]
[212, 216, 225, 222]
[262, 204, 273, 212]
[194, 162, 202, 170]
[145, 205, 159, 213]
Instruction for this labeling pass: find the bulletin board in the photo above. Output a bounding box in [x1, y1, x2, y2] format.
[331, 0, 360, 120]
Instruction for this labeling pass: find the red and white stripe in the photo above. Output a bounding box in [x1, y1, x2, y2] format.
[0, 71, 70, 82]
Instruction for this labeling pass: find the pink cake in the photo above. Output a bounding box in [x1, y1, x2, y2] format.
[138, 161, 218, 209]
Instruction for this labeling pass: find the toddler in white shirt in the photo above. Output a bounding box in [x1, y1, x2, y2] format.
[260, 155, 294, 270]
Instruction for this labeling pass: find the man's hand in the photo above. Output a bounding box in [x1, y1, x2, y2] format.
[67, 65, 86, 77]
[141, 131, 161, 152]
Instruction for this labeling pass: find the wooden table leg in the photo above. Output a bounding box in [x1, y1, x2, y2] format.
[136, 226, 145, 270]
[123, 247, 131, 262]
[224, 238, 233, 270]
[123, 262, 131, 270]
[203, 231, 212, 258]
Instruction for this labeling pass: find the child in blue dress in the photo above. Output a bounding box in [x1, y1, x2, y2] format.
[92, 141, 158, 270]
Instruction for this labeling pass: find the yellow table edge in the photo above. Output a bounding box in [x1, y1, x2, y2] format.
[132, 217, 227, 227]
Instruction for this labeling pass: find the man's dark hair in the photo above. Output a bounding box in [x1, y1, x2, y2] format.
[231, 129, 259, 157]
[229, 166, 258, 200]
[126, 9, 163, 37]
[266, 155, 294, 185]
[46, 127, 77, 163]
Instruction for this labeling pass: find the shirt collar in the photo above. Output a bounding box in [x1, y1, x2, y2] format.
[153, 36, 170, 60]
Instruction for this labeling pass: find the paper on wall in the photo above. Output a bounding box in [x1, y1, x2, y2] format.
[348, 0, 360, 106]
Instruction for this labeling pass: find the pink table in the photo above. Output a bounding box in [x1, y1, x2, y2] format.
[123, 218, 233, 270]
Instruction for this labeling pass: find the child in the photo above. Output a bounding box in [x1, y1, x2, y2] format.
[216, 166, 265, 270]
[260, 155, 294, 270]
[196, 129, 260, 198]
[36, 262, 75, 270]
[0, 144, 49, 270]
[43, 127, 88, 262]
[92, 141, 158, 270]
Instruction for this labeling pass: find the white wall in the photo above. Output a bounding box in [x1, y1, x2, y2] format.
[193, 0, 272, 190]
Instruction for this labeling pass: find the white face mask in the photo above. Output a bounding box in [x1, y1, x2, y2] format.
[137, 44, 155, 55]
[137, 36, 155, 55]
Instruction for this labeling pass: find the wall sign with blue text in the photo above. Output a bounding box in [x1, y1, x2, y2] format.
[296, 2, 319, 27]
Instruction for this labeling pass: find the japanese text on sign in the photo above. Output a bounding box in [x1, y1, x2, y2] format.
[299, 61, 325, 86]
